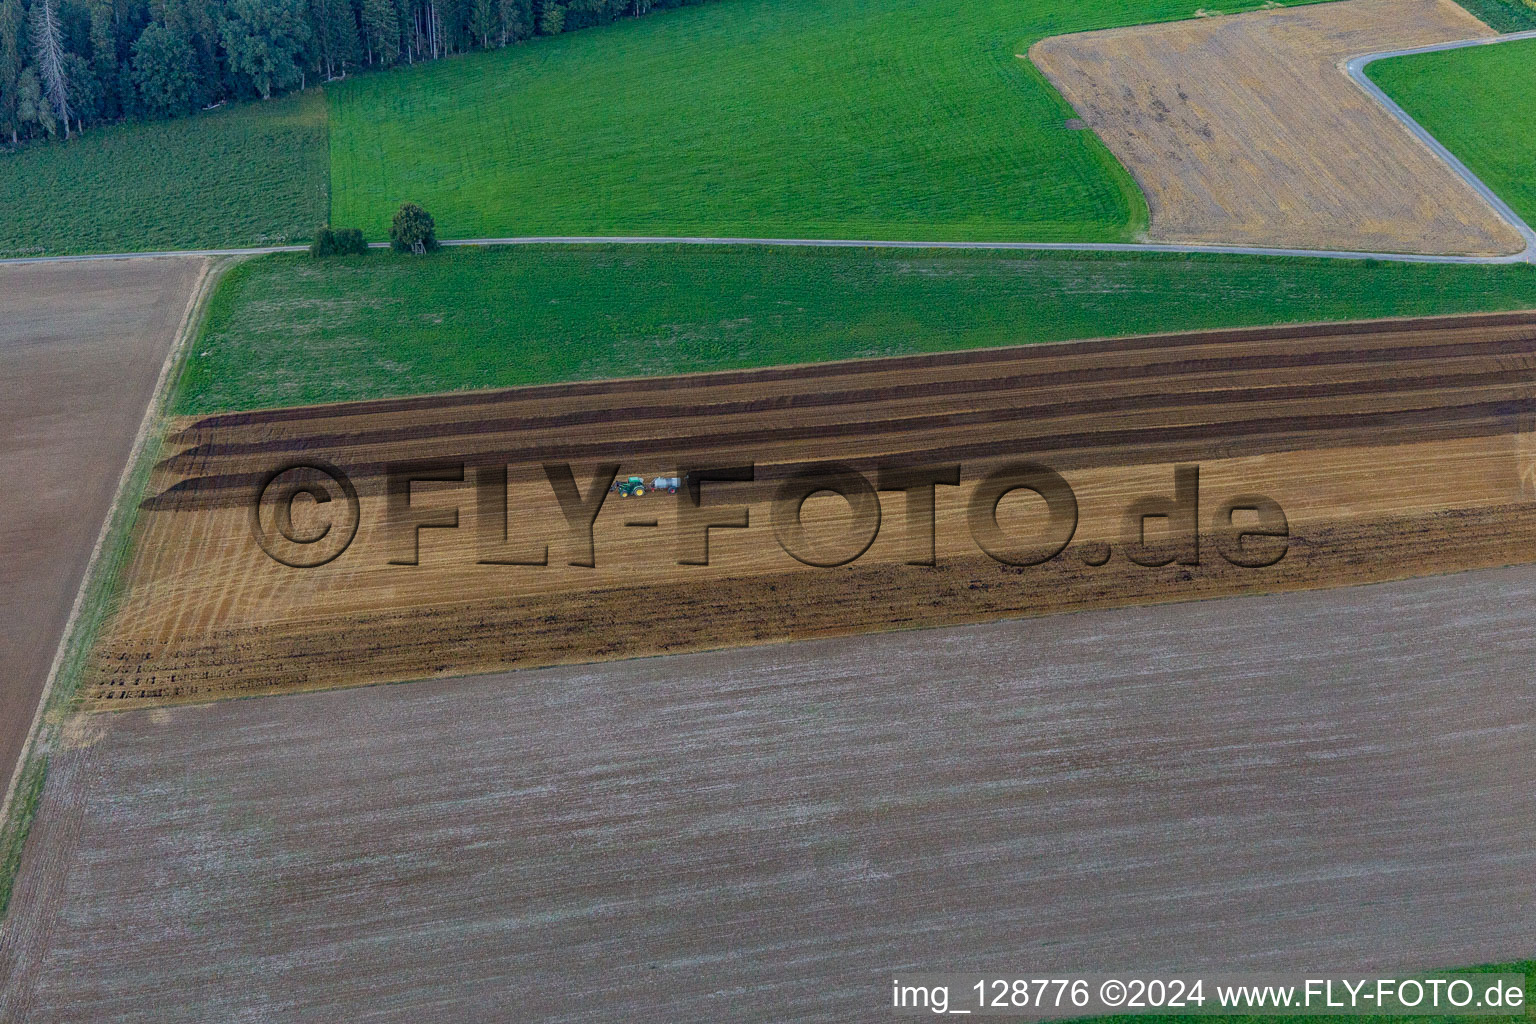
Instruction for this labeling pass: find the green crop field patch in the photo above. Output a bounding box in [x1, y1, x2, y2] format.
[0, 90, 328, 258]
[176, 245, 1536, 414]
[326, 0, 1333, 245]
[1368, 37, 1536, 231]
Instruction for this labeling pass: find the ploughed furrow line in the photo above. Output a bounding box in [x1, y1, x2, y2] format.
[149, 315, 1536, 507]
[150, 352, 1536, 508]
[84, 313, 1536, 708]
[166, 315, 1536, 450]
[147, 395, 1533, 512]
[161, 338, 1536, 464]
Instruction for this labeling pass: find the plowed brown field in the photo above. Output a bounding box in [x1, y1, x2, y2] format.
[86, 312, 1536, 708]
[1030, 0, 1522, 256]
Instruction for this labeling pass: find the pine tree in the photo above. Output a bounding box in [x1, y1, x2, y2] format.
[311, 0, 360, 77]
[360, 0, 398, 64]
[31, 0, 70, 138]
[471, 0, 494, 48]
[497, 0, 531, 44]
[62, 51, 100, 131]
[439, 0, 470, 54]
[0, 0, 22, 145]
[87, 0, 118, 119]
[334, 0, 362, 75]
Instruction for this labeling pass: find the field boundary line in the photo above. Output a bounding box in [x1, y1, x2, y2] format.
[1346, 29, 1536, 262]
[4, 233, 1533, 267]
[434, 236, 1532, 263]
[0, 257, 226, 831]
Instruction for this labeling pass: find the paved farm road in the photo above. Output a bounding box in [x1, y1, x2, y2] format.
[1347, 28, 1536, 258]
[1, 229, 1531, 266]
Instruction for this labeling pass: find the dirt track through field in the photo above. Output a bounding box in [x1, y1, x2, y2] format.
[1030, 0, 1523, 256]
[85, 311, 1536, 707]
[0, 258, 205, 795]
[5, 564, 1536, 1022]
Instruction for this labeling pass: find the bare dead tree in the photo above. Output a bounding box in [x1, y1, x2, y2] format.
[31, 0, 71, 138]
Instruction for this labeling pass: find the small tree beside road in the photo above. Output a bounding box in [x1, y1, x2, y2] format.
[310, 225, 368, 256]
[389, 202, 439, 253]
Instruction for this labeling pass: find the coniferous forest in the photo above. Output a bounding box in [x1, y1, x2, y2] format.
[0, 0, 711, 146]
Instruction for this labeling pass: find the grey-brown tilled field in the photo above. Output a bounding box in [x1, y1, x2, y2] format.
[3, 565, 1534, 1022]
[0, 257, 206, 797]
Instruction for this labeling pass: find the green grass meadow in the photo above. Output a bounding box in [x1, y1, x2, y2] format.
[0, 90, 329, 258]
[1369, 38, 1536, 230]
[175, 245, 1536, 413]
[8, 0, 1536, 257]
[1451, 0, 1536, 31]
[326, 0, 1332, 244]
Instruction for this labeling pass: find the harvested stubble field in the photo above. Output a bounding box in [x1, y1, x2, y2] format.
[85, 311, 1536, 708]
[1031, 0, 1523, 256]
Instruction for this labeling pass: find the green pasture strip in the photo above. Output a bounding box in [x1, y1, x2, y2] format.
[326, 0, 1334, 245]
[0, 755, 47, 918]
[1452, 0, 1536, 32]
[0, 92, 328, 258]
[1368, 38, 1536, 228]
[174, 245, 1536, 414]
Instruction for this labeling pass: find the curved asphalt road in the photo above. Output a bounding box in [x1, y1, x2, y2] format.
[3, 31, 1534, 269]
[1345, 28, 1536, 261]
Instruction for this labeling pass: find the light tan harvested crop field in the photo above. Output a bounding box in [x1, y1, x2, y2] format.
[0, 257, 206, 794]
[6, 565, 1536, 1021]
[1030, 0, 1523, 256]
[83, 311, 1536, 708]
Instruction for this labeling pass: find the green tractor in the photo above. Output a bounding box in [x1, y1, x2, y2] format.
[612, 475, 647, 498]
